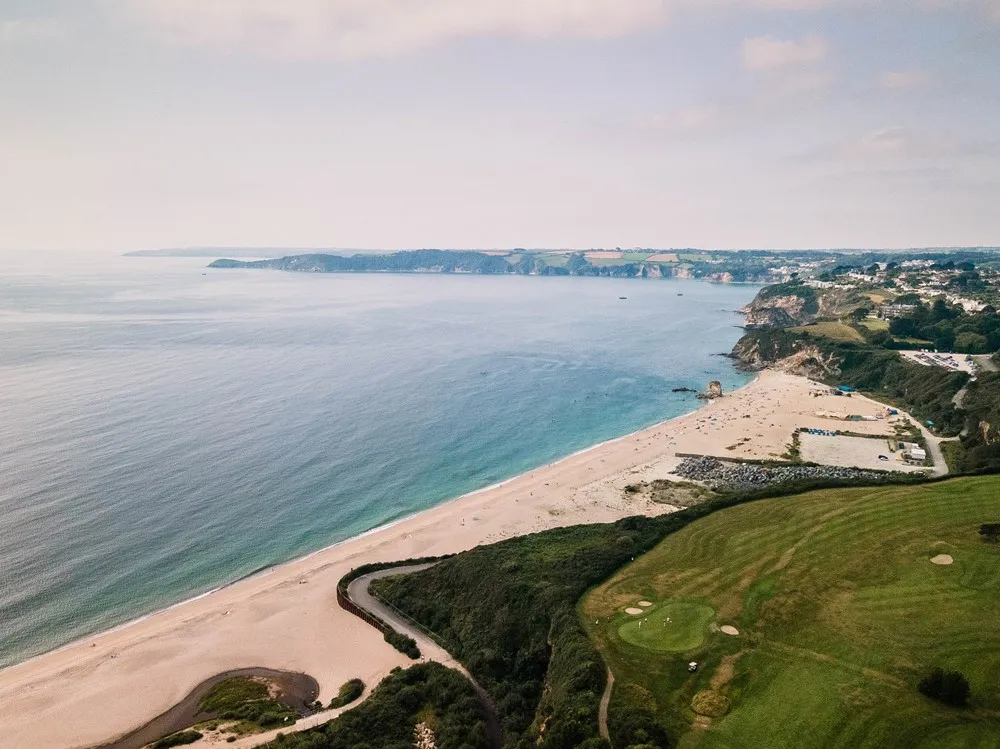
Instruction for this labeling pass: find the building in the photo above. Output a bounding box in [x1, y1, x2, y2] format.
[878, 303, 918, 319]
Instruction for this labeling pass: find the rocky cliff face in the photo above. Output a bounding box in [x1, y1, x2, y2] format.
[742, 292, 812, 329]
[730, 331, 841, 379]
[741, 283, 871, 330]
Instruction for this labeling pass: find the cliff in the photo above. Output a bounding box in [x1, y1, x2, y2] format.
[741, 282, 819, 329]
[741, 282, 873, 329]
[729, 329, 841, 379]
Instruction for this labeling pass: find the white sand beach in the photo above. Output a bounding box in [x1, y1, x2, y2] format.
[0, 370, 930, 748]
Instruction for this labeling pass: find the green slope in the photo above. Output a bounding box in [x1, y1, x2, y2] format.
[582, 476, 1000, 749]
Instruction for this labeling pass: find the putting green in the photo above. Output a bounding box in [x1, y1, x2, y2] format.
[617, 601, 715, 652]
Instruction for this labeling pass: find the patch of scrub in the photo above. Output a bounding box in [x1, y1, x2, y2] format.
[691, 690, 731, 717]
[618, 601, 716, 652]
[930, 554, 954, 565]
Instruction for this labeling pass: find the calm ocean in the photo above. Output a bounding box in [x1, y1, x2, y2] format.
[0, 252, 758, 667]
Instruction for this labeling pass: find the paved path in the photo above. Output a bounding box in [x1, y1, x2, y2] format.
[910, 419, 950, 478]
[347, 565, 502, 749]
[598, 668, 614, 741]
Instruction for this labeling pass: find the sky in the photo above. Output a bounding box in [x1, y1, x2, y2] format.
[1, 0, 999, 252]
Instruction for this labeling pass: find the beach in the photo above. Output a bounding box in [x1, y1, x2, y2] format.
[0, 369, 921, 748]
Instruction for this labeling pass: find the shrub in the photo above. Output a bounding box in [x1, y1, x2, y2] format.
[384, 629, 421, 659]
[980, 523, 1000, 544]
[329, 678, 365, 709]
[153, 731, 203, 748]
[918, 668, 970, 707]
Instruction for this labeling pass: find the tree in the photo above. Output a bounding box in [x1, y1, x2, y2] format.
[932, 298, 954, 322]
[954, 332, 988, 354]
[979, 524, 1000, 544]
[850, 306, 871, 322]
[918, 668, 970, 707]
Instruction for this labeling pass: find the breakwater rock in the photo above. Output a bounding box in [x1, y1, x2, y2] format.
[672, 456, 899, 490]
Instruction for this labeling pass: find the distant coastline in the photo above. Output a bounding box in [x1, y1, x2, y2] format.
[206, 249, 765, 282]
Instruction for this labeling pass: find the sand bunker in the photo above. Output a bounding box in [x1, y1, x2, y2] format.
[638, 601, 653, 607]
[625, 607, 644, 615]
[930, 554, 953, 565]
[719, 625, 740, 636]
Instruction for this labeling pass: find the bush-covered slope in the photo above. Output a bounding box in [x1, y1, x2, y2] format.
[372, 519, 671, 749]
[267, 663, 490, 749]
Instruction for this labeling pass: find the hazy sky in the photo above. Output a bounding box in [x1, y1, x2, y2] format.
[2, 1, 999, 252]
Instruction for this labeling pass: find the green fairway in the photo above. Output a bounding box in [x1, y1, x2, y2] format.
[618, 601, 716, 653]
[581, 476, 1000, 749]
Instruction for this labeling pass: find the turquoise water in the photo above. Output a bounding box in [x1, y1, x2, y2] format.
[0, 252, 758, 667]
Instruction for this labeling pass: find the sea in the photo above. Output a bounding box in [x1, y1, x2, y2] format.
[0, 251, 759, 667]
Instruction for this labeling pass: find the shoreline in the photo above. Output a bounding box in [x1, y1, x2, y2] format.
[4, 373, 756, 676]
[0, 368, 905, 749]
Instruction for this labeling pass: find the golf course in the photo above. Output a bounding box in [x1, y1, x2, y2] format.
[581, 476, 1000, 748]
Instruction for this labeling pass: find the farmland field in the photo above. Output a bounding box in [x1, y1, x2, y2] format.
[581, 477, 1000, 749]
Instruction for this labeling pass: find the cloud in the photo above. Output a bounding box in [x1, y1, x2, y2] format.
[637, 107, 719, 137]
[878, 70, 931, 90]
[818, 126, 976, 162]
[741, 34, 827, 69]
[919, 0, 1000, 23]
[116, 0, 861, 59]
[0, 18, 66, 45]
[119, 0, 674, 59]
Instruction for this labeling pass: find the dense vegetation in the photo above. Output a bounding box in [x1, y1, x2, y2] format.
[267, 663, 491, 749]
[919, 669, 971, 708]
[152, 731, 203, 748]
[372, 520, 668, 749]
[584, 477, 1000, 748]
[384, 629, 420, 659]
[328, 679, 365, 710]
[882, 300, 1000, 353]
[956, 372, 1000, 472]
[199, 676, 299, 730]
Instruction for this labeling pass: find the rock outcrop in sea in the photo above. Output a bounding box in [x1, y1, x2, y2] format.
[697, 381, 723, 399]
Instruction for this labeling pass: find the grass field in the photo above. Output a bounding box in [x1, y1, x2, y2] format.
[858, 317, 890, 332]
[581, 477, 1000, 749]
[788, 321, 866, 343]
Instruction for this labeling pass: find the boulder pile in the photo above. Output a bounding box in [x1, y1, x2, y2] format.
[673, 456, 897, 490]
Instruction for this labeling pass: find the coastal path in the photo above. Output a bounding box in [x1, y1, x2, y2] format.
[598, 667, 615, 740]
[346, 564, 503, 748]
